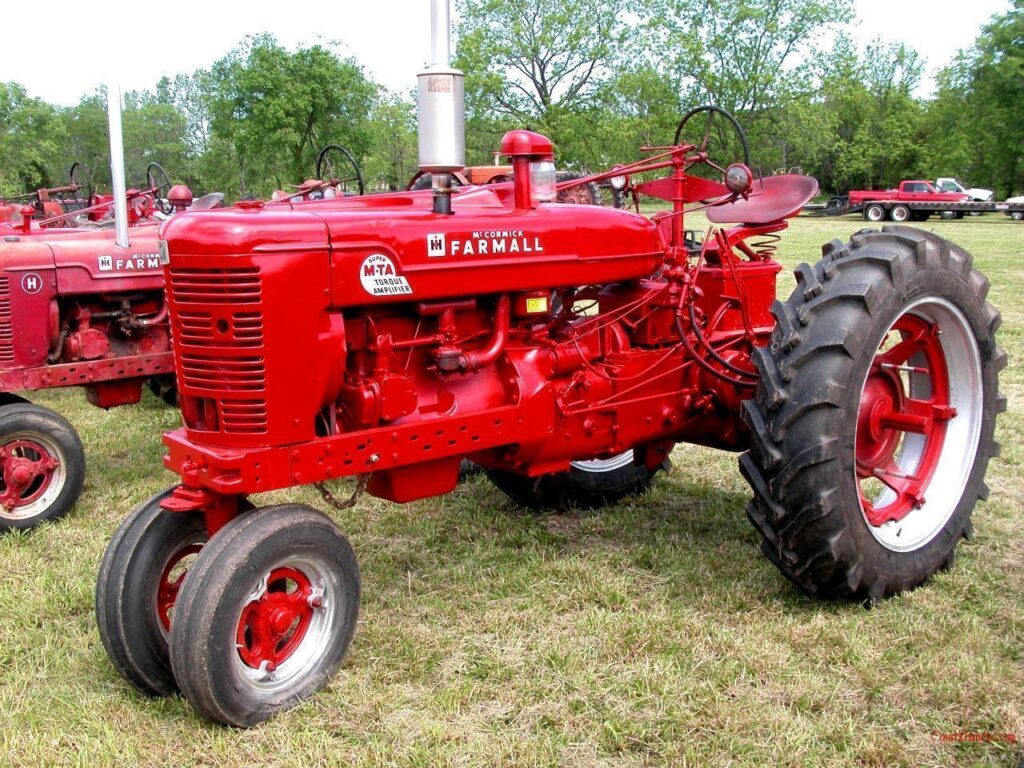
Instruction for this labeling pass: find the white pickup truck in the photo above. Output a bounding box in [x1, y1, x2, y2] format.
[935, 178, 993, 202]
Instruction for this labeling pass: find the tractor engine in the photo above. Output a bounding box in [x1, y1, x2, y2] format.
[159, 133, 779, 507]
[0, 229, 173, 408]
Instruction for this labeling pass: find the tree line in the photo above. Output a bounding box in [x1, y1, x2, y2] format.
[1, 0, 1020, 200]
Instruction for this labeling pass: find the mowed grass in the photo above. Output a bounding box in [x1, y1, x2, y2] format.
[0, 213, 1021, 768]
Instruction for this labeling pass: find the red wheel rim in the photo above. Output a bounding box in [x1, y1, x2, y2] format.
[856, 312, 956, 527]
[0, 438, 60, 513]
[156, 543, 203, 633]
[236, 567, 315, 673]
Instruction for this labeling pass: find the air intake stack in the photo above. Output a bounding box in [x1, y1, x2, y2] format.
[417, 0, 464, 214]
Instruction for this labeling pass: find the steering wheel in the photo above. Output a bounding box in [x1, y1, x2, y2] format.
[673, 105, 751, 172]
[315, 144, 365, 196]
[145, 162, 173, 214]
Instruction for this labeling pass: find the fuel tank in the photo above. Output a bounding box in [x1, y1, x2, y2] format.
[160, 187, 666, 307]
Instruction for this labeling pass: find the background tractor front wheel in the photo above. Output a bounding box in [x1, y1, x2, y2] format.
[740, 227, 1005, 602]
[0, 403, 85, 531]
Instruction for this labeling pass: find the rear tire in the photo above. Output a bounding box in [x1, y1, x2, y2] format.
[864, 204, 886, 222]
[485, 450, 665, 511]
[740, 227, 1005, 602]
[169, 504, 360, 727]
[0, 403, 85, 531]
[890, 204, 910, 223]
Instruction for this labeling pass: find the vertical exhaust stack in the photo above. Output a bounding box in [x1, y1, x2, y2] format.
[106, 82, 130, 248]
[417, 0, 465, 215]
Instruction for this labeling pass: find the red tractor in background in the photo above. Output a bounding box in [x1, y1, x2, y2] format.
[0, 138, 366, 531]
[94, 2, 1004, 726]
[0, 172, 195, 531]
[0, 163, 90, 228]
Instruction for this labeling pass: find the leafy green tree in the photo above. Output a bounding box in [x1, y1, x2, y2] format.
[454, 0, 633, 166]
[363, 94, 417, 190]
[207, 34, 377, 196]
[0, 82, 67, 196]
[831, 40, 924, 190]
[924, 1, 1023, 197]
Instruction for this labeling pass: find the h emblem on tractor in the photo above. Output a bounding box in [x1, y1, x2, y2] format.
[94, 0, 1004, 729]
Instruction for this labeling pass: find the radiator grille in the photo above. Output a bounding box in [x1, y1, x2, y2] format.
[0, 277, 13, 364]
[168, 267, 261, 305]
[169, 266, 267, 434]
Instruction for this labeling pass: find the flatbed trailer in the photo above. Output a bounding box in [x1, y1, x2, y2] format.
[822, 197, 1024, 222]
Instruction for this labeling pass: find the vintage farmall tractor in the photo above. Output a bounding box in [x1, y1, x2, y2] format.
[0, 138, 362, 531]
[95, 1, 1004, 727]
[0, 163, 90, 228]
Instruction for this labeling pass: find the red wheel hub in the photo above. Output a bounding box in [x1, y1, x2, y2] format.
[156, 543, 203, 632]
[0, 439, 59, 511]
[856, 313, 956, 527]
[236, 567, 314, 671]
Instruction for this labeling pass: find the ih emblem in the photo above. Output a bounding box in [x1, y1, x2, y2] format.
[20, 272, 42, 294]
[426, 233, 446, 257]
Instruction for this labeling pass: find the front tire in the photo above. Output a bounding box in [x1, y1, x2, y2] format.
[169, 504, 360, 727]
[740, 227, 1005, 602]
[95, 488, 206, 696]
[485, 450, 664, 511]
[0, 403, 85, 531]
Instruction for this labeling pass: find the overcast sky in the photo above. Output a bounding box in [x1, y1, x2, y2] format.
[0, 0, 1011, 105]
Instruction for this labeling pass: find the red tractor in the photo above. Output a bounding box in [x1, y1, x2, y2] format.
[0, 141, 363, 531]
[0, 175, 193, 531]
[95, 9, 1004, 727]
[0, 163, 89, 228]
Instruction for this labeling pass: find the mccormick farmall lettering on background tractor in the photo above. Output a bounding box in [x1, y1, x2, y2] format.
[96, 1, 1004, 727]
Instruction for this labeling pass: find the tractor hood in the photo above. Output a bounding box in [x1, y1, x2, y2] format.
[160, 187, 665, 309]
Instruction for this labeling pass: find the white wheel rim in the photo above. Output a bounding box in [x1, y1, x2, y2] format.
[570, 449, 635, 473]
[892, 207, 909, 222]
[231, 555, 343, 694]
[868, 207, 884, 221]
[0, 430, 68, 521]
[855, 297, 983, 552]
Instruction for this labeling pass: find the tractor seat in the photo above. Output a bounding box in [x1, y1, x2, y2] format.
[706, 175, 819, 225]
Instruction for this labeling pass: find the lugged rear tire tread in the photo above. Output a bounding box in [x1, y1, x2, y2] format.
[739, 226, 1003, 602]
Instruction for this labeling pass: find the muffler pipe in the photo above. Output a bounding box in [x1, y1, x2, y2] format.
[417, 0, 464, 215]
[106, 82, 130, 248]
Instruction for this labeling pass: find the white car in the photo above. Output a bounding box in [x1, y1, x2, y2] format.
[936, 177, 993, 202]
[1006, 195, 1024, 221]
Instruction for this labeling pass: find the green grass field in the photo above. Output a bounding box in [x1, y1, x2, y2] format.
[0, 214, 1021, 767]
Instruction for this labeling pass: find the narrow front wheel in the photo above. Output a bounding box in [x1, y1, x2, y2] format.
[95, 488, 206, 696]
[169, 504, 360, 727]
[0, 403, 85, 531]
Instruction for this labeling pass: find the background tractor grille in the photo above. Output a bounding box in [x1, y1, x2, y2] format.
[0, 277, 14, 364]
[168, 267, 267, 434]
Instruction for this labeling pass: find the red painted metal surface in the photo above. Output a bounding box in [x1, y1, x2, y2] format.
[156, 542, 202, 632]
[0, 438, 58, 513]
[156, 133, 818, 518]
[0, 222, 173, 403]
[235, 567, 315, 673]
[856, 312, 955, 526]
